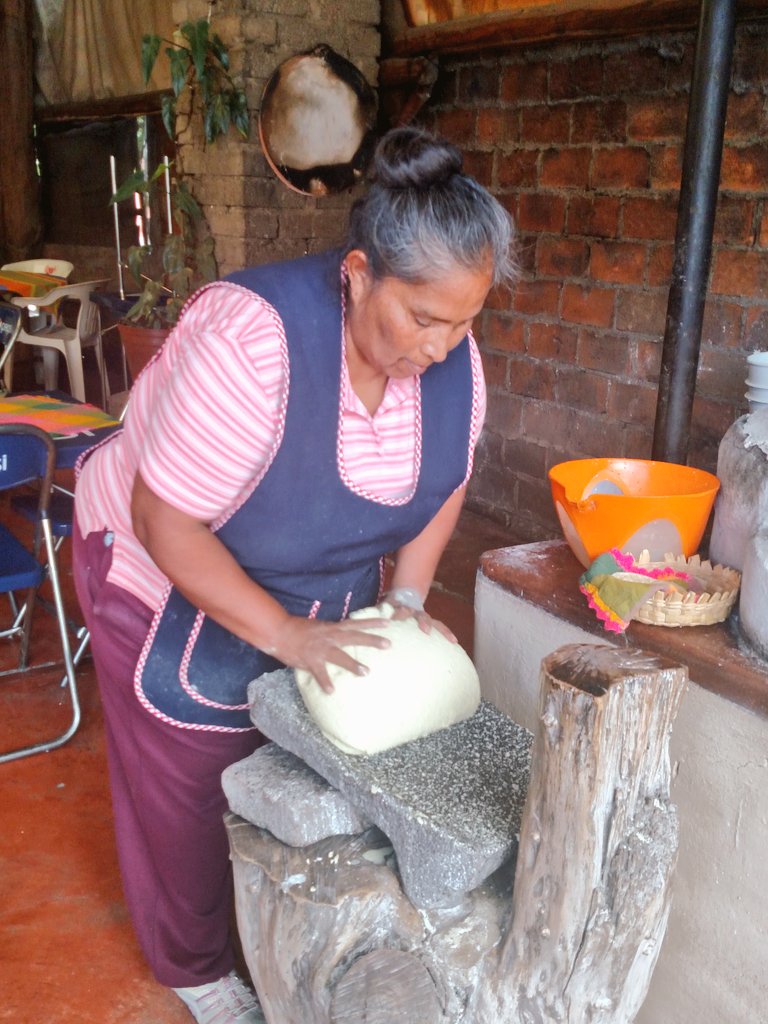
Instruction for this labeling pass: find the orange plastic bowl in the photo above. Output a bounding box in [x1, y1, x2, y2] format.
[548, 458, 720, 568]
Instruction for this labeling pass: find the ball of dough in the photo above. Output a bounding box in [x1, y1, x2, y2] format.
[295, 605, 481, 756]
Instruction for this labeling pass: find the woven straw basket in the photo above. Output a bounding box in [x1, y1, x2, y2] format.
[631, 552, 741, 628]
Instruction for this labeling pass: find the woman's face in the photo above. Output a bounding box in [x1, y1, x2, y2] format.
[345, 249, 493, 380]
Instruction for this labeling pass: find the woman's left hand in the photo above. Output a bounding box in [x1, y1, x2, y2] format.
[380, 590, 457, 643]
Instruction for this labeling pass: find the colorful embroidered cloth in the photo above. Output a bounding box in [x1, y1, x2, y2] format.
[0, 270, 65, 298]
[579, 549, 698, 633]
[0, 394, 119, 438]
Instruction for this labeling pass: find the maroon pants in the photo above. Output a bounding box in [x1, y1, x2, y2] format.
[73, 526, 262, 988]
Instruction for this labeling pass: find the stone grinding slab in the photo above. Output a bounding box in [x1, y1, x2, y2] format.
[246, 669, 533, 908]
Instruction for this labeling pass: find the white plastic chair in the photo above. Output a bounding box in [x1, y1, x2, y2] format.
[1, 259, 74, 279]
[9, 281, 110, 406]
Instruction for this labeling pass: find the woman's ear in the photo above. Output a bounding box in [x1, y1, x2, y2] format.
[344, 249, 371, 303]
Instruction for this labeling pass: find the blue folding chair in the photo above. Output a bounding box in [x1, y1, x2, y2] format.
[0, 300, 22, 393]
[0, 423, 78, 764]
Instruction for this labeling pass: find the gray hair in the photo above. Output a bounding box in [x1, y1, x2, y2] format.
[345, 127, 518, 288]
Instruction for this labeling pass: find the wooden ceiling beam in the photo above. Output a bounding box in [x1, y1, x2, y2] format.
[390, 0, 768, 56]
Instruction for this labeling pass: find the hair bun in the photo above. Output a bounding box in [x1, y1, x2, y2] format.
[373, 127, 463, 189]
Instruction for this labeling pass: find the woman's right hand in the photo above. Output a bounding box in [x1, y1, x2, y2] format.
[268, 615, 391, 694]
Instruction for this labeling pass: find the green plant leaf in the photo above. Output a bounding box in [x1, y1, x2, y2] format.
[167, 46, 191, 97]
[111, 171, 149, 204]
[161, 94, 176, 140]
[209, 33, 230, 70]
[204, 92, 231, 144]
[141, 34, 161, 84]
[230, 90, 250, 139]
[173, 182, 203, 222]
[180, 19, 209, 86]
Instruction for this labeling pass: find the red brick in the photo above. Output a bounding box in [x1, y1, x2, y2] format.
[701, 300, 743, 348]
[463, 150, 494, 186]
[720, 144, 768, 192]
[500, 436, 549, 479]
[520, 401, 572, 446]
[665, 42, 695, 92]
[733, 30, 768, 91]
[536, 237, 589, 277]
[540, 147, 592, 188]
[458, 64, 501, 103]
[607, 380, 658, 423]
[602, 48, 669, 96]
[744, 307, 768, 349]
[485, 391, 524, 436]
[623, 423, 654, 459]
[577, 329, 630, 374]
[498, 192, 519, 224]
[513, 279, 561, 316]
[567, 195, 620, 238]
[516, 474, 561, 530]
[626, 96, 688, 140]
[696, 344, 751, 401]
[520, 104, 571, 144]
[500, 62, 548, 103]
[631, 337, 662, 382]
[434, 107, 476, 144]
[549, 405, 621, 456]
[724, 91, 764, 140]
[615, 289, 668, 335]
[555, 365, 609, 413]
[526, 322, 578, 362]
[590, 241, 646, 285]
[691, 395, 740, 449]
[647, 243, 674, 286]
[650, 145, 683, 190]
[561, 284, 615, 327]
[591, 147, 650, 189]
[759, 208, 768, 248]
[713, 194, 756, 249]
[476, 108, 519, 147]
[507, 354, 556, 399]
[428, 68, 458, 107]
[483, 282, 514, 312]
[571, 100, 627, 144]
[711, 249, 768, 298]
[480, 350, 508, 389]
[481, 311, 525, 353]
[549, 56, 604, 100]
[497, 149, 538, 189]
[622, 195, 678, 240]
[518, 192, 567, 232]
[514, 234, 536, 277]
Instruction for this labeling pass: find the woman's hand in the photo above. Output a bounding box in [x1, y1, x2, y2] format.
[382, 590, 457, 643]
[269, 615, 391, 693]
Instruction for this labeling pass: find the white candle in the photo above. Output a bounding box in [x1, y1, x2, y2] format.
[110, 154, 125, 299]
[164, 156, 173, 235]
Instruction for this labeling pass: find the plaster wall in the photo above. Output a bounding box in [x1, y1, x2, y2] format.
[475, 571, 768, 1024]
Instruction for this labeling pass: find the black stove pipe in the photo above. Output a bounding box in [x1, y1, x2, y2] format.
[651, 0, 737, 464]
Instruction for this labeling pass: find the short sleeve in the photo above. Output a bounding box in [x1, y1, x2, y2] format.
[138, 285, 287, 521]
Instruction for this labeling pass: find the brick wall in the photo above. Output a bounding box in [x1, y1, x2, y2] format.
[419, 23, 768, 540]
[173, 0, 380, 274]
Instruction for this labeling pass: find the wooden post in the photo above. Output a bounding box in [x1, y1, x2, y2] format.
[0, 0, 42, 263]
[480, 643, 687, 1023]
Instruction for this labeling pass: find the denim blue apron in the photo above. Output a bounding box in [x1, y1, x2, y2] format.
[135, 251, 475, 727]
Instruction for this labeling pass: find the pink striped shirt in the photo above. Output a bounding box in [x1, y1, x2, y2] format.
[76, 279, 486, 612]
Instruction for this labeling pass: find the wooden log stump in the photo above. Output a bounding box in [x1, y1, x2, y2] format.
[479, 643, 687, 1023]
[227, 643, 687, 1023]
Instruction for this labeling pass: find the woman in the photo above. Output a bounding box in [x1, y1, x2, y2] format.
[73, 126, 517, 1024]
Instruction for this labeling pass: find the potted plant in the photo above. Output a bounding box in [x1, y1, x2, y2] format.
[111, 17, 249, 378]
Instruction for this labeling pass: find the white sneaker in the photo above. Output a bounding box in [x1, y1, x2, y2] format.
[173, 970, 267, 1024]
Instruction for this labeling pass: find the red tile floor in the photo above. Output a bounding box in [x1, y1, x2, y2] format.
[0, 495, 521, 1024]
